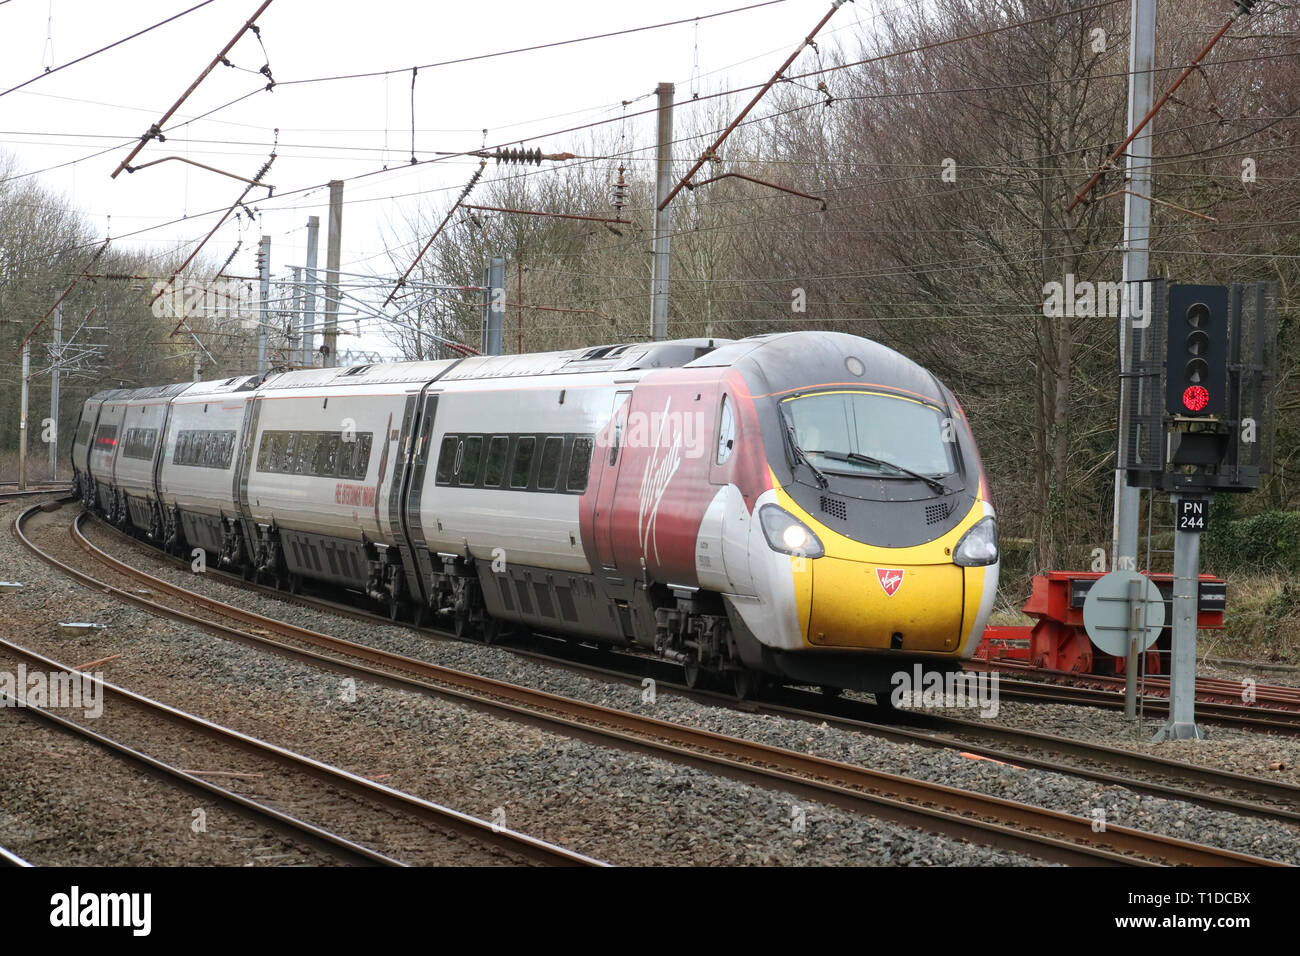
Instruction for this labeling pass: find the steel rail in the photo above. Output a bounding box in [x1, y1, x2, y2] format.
[30, 508, 1284, 866]
[993, 678, 1300, 733]
[968, 659, 1300, 710]
[87, 511, 1300, 831]
[0, 685, 400, 867]
[0, 844, 33, 867]
[13, 506, 606, 868]
[504, 648, 1300, 826]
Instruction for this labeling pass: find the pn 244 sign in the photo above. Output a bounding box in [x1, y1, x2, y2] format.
[1177, 498, 1209, 533]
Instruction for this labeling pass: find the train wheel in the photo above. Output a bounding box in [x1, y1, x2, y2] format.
[482, 617, 502, 646]
[731, 667, 764, 701]
[873, 691, 897, 710]
[411, 603, 427, 628]
[682, 659, 703, 690]
[820, 685, 843, 699]
[287, 573, 302, 595]
[388, 597, 402, 621]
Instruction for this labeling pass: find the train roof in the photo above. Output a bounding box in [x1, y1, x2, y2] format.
[171, 373, 265, 398]
[101, 382, 195, 403]
[256, 338, 730, 390]
[726, 331, 947, 404]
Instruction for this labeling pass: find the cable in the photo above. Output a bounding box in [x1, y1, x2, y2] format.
[4, 3, 1286, 285]
[276, 0, 793, 87]
[0, 1, 220, 100]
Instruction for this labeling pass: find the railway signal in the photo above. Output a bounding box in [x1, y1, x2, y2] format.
[1122, 279, 1277, 494]
[1165, 284, 1227, 418]
[1117, 277, 1278, 740]
[1118, 277, 1279, 738]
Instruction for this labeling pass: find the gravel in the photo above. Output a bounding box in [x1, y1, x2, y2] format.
[2, 498, 1043, 866]
[0, 700, 337, 867]
[61, 507, 1300, 865]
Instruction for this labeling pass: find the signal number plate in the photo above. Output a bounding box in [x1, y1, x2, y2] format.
[1177, 498, 1208, 533]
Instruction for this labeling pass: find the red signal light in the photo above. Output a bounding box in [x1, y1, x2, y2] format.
[1182, 385, 1209, 413]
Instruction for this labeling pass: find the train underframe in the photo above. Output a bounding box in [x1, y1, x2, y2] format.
[90, 493, 938, 700]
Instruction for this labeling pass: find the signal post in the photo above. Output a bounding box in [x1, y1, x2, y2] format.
[1121, 280, 1277, 741]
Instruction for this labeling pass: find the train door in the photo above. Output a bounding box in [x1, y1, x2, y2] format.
[398, 386, 441, 604]
[591, 390, 632, 570]
[152, 397, 177, 500]
[233, 394, 262, 564]
[75, 402, 104, 483]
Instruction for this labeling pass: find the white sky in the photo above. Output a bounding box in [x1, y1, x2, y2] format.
[1, 0, 890, 358]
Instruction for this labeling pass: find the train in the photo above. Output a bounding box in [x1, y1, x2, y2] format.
[70, 330, 999, 699]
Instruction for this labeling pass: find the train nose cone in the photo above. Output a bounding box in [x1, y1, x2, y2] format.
[808, 557, 964, 652]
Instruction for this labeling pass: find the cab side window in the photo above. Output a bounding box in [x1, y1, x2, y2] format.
[716, 394, 735, 465]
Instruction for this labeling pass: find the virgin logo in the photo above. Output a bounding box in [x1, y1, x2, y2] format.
[877, 568, 905, 597]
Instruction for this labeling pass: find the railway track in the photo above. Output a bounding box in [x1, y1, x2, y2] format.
[0, 844, 33, 867]
[0, 680, 399, 867]
[990, 676, 1300, 733]
[0, 637, 597, 867]
[501, 647, 1300, 827]
[77, 502, 1300, 737]
[969, 658, 1300, 714]
[9, 505, 602, 868]
[15, 502, 1287, 866]
[78, 502, 1300, 826]
[0, 486, 70, 504]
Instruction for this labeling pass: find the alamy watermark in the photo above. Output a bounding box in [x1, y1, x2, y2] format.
[0, 666, 103, 718]
[151, 277, 255, 320]
[889, 664, 999, 718]
[1042, 274, 1151, 327]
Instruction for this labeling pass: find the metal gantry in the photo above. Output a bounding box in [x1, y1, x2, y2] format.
[246, 266, 490, 368]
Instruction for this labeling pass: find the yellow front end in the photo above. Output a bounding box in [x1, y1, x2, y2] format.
[776, 485, 994, 657]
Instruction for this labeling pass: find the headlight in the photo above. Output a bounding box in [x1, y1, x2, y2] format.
[953, 516, 998, 566]
[760, 504, 825, 559]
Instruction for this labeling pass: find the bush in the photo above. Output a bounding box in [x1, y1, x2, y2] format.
[1203, 510, 1300, 575]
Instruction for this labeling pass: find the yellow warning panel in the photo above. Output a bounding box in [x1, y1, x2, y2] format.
[809, 558, 964, 651]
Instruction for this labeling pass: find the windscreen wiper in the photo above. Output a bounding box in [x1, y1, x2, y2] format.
[818, 450, 948, 494]
[778, 408, 829, 489]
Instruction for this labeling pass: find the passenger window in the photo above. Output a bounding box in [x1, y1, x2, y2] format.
[257, 432, 275, 471]
[567, 437, 593, 492]
[280, 433, 298, 473]
[314, 434, 341, 476]
[510, 437, 536, 488]
[483, 436, 509, 487]
[459, 436, 483, 485]
[295, 433, 319, 474]
[354, 434, 372, 478]
[716, 395, 735, 465]
[337, 437, 358, 478]
[435, 435, 459, 485]
[538, 436, 562, 490]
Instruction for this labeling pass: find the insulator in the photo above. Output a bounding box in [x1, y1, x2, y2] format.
[493, 147, 544, 166]
[611, 165, 629, 212]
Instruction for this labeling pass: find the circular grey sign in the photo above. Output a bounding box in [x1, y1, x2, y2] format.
[1081, 570, 1166, 657]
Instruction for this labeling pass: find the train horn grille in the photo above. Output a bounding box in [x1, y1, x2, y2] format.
[819, 495, 848, 521]
[925, 501, 952, 525]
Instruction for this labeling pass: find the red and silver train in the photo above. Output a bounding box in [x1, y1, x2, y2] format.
[71, 331, 999, 697]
